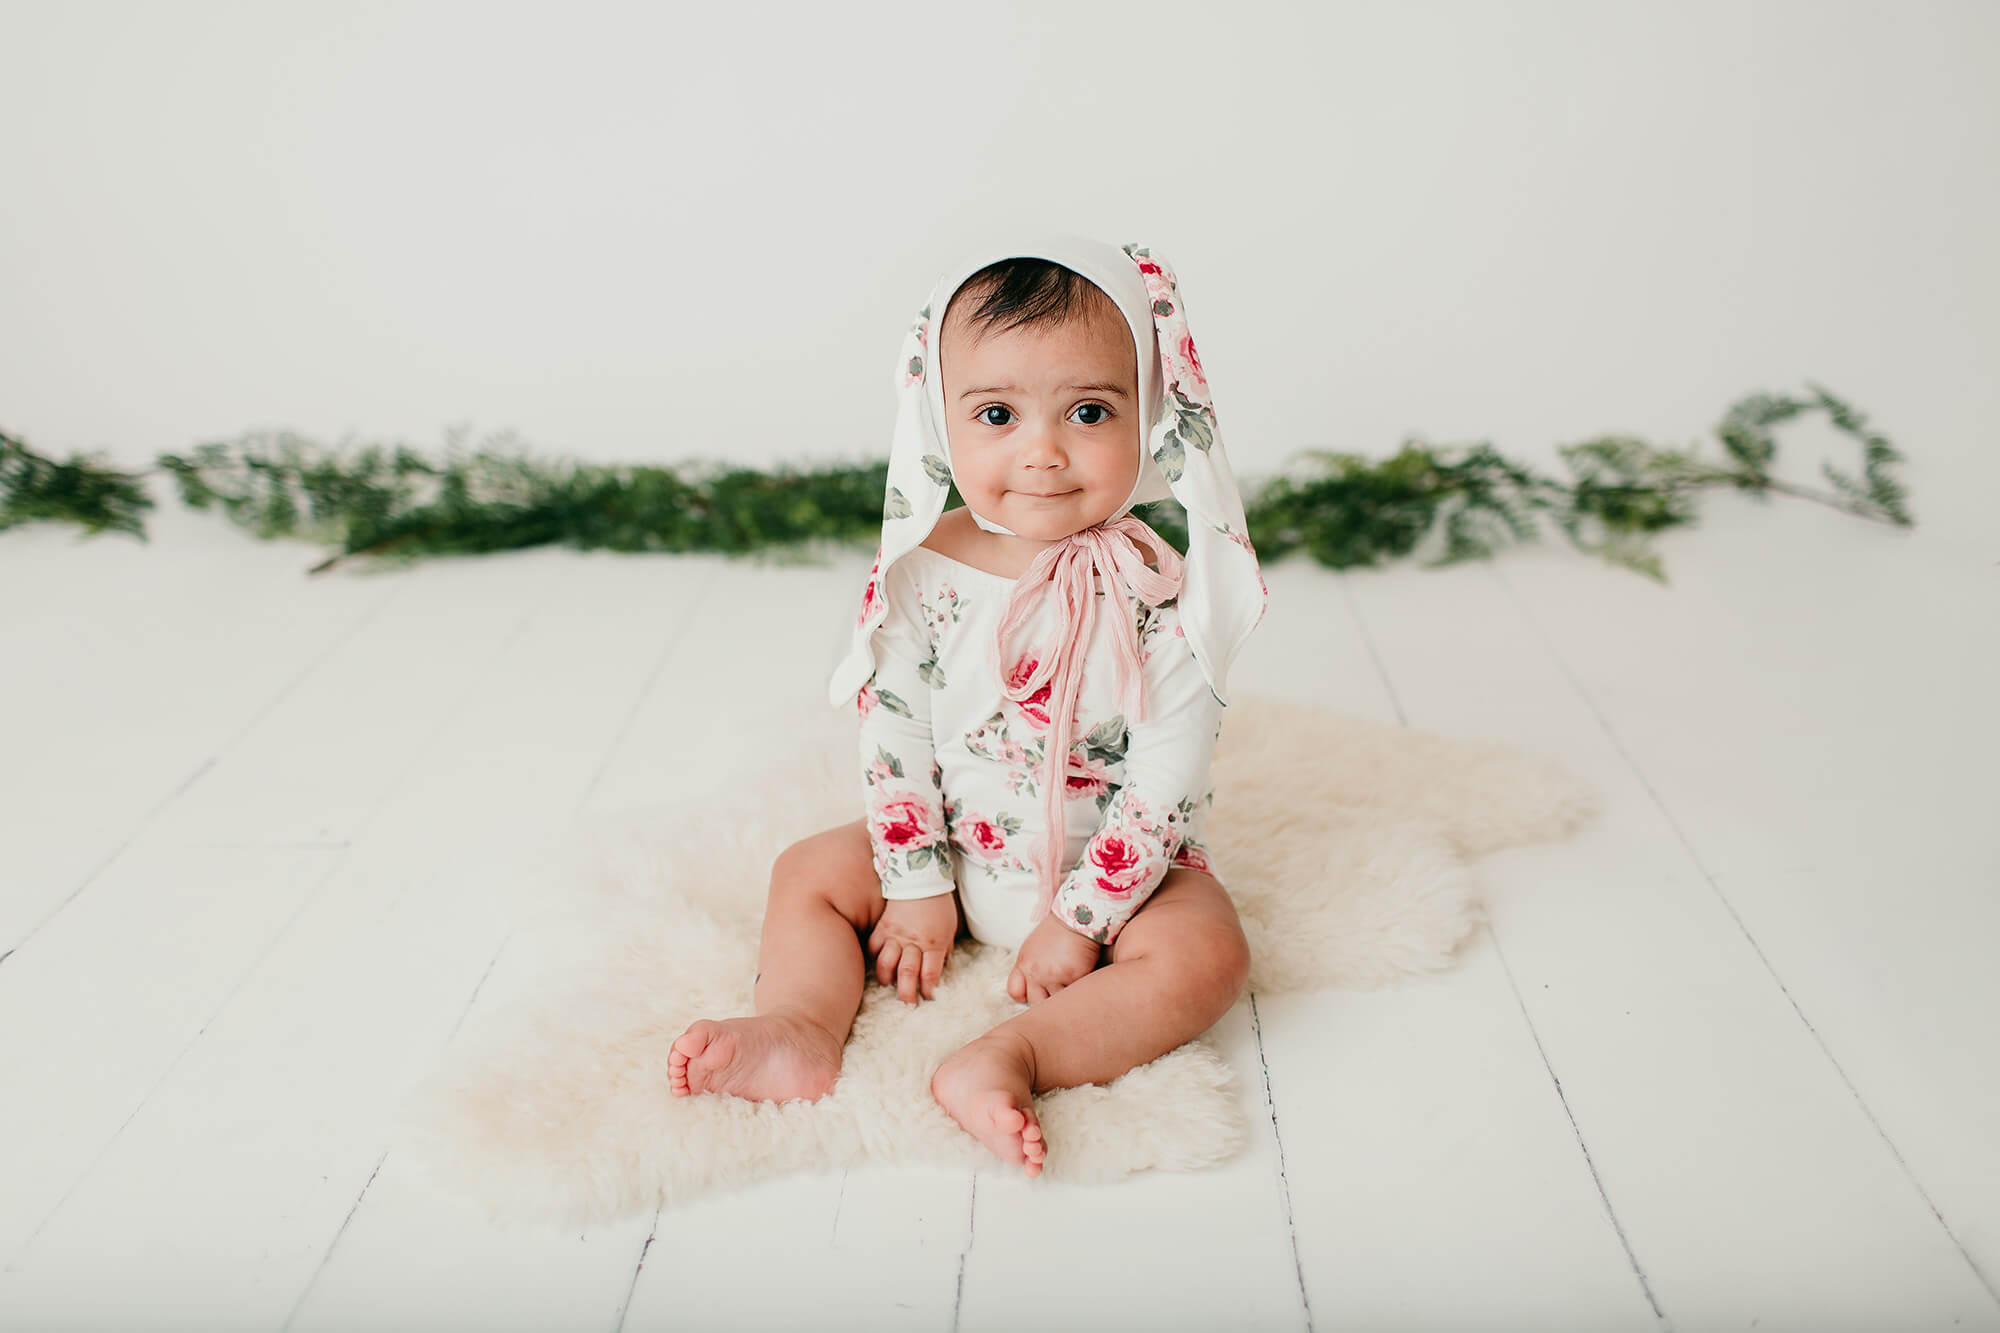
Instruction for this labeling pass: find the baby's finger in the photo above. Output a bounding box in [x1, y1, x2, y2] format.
[1007, 966, 1026, 1003]
[898, 948, 921, 1003]
[876, 939, 901, 989]
[1028, 979, 1050, 1004]
[920, 949, 945, 999]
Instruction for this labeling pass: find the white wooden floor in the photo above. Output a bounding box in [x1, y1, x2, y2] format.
[1, 487, 1995, 1332]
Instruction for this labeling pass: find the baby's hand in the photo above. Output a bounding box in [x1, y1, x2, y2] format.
[1008, 914, 1102, 1004]
[869, 893, 960, 1004]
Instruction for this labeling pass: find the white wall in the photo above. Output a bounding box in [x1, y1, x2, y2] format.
[2, 0, 1993, 555]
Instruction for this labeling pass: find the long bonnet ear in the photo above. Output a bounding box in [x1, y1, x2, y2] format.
[1122, 242, 1268, 706]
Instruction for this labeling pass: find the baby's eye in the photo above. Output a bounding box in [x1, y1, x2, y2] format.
[975, 403, 1115, 428]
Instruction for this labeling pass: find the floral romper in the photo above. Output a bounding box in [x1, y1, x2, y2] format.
[854, 542, 1224, 951]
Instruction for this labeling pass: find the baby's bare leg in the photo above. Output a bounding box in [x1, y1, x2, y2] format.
[930, 868, 1250, 1173]
[752, 817, 883, 1041]
[998, 870, 1250, 1089]
[669, 817, 884, 1103]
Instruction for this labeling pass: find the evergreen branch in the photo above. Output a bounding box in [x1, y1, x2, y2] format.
[0, 428, 156, 538]
[0, 383, 1915, 585]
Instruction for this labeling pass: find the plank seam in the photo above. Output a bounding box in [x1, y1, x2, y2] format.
[1341, 568, 1665, 1327]
[4, 574, 412, 960]
[1489, 922, 1669, 1327]
[1249, 989, 1316, 1333]
[1490, 560, 2000, 1312]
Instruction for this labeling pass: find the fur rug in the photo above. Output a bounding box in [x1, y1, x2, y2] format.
[388, 692, 1600, 1228]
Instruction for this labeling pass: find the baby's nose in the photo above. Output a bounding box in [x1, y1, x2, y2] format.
[1017, 423, 1067, 463]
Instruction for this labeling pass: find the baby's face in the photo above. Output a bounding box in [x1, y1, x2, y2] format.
[938, 288, 1141, 544]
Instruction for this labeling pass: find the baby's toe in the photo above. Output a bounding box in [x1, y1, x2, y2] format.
[669, 1021, 718, 1095]
[985, 1094, 1027, 1137]
[672, 1021, 712, 1058]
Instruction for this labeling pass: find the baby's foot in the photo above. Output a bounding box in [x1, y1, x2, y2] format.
[930, 1031, 1048, 1177]
[668, 1011, 843, 1103]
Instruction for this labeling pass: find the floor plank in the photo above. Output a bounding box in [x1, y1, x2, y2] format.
[0, 500, 403, 950]
[293, 547, 980, 1332]
[1492, 497, 2000, 1299]
[953, 998, 1308, 1332]
[1238, 558, 1667, 1331]
[281, 920, 659, 1333]
[1339, 507, 2000, 1329]
[0, 549, 711, 1328]
[0, 548, 580, 1261]
[611, 549, 980, 1332]
[3, 496, 1993, 1329]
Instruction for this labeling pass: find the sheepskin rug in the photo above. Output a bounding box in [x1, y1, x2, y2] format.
[389, 692, 1600, 1227]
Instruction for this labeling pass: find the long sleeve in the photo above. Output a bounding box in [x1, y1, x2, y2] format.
[855, 556, 957, 900]
[1050, 607, 1225, 946]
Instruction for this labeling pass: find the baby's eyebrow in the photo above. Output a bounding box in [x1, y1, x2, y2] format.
[958, 382, 1131, 400]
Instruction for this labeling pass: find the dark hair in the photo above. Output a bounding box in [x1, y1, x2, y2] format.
[943, 257, 1110, 340]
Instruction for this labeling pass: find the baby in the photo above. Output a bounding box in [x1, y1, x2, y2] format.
[668, 234, 1268, 1177]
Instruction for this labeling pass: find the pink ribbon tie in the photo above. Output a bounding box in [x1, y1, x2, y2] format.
[992, 515, 1186, 928]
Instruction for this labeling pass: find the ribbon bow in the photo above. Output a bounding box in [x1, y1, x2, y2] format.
[992, 514, 1187, 926]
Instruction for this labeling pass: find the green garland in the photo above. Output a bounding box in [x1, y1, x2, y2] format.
[0, 382, 1911, 583]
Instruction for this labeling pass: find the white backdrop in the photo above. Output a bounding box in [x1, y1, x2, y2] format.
[2, 0, 1993, 556]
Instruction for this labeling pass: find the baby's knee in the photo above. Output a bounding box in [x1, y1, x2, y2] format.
[1146, 914, 1249, 1008]
[767, 824, 883, 930]
[768, 835, 825, 891]
[1192, 919, 1251, 1003]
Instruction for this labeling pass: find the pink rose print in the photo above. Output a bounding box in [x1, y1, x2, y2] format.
[1174, 328, 1209, 401]
[1088, 833, 1157, 899]
[1063, 753, 1112, 801]
[1122, 795, 1166, 836]
[856, 545, 884, 628]
[962, 817, 1007, 856]
[856, 680, 879, 721]
[1093, 835, 1141, 878]
[1019, 686, 1051, 729]
[1127, 250, 1211, 408]
[1162, 341, 1211, 413]
[1172, 843, 1214, 874]
[865, 756, 896, 786]
[873, 791, 940, 850]
[947, 801, 1024, 878]
[1004, 654, 1053, 731]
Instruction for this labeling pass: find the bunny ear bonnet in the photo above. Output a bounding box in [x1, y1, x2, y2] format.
[826, 230, 1269, 711]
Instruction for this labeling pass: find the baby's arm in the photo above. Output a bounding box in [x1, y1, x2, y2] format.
[1049, 620, 1225, 947]
[856, 557, 956, 901]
